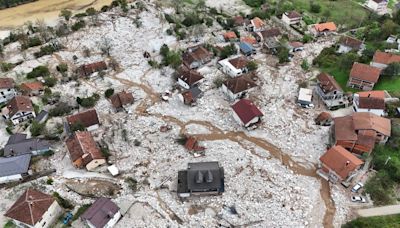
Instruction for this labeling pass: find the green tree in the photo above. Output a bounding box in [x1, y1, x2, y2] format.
[60, 9, 72, 21]
[160, 44, 170, 57]
[301, 59, 309, 71]
[86, 7, 97, 16]
[104, 88, 114, 98]
[247, 61, 258, 71]
[310, 2, 321, 13]
[30, 120, 45, 136]
[277, 46, 289, 63]
[383, 62, 400, 78]
[27, 66, 50, 79]
[338, 52, 358, 70]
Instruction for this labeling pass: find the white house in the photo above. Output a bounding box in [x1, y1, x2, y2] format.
[231, 99, 263, 128]
[218, 56, 249, 78]
[298, 88, 314, 108]
[5, 188, 63, 228]
[282, 11, 302, 25]
[81, 198, 122, 228]
[0, 154, 31, 184]
[366, 0, 388, 15]
[337, 36, 364, 54]
[353, 91, 386, 116]
[222, 76, 257, 100]
[2, 96, 36, 125]
[0, 78, 16, 104]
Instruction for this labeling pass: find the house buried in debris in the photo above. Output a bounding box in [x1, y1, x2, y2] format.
[331, 112, 391, 154]
[78, 61, 108, 77]
[81, 198, 121, 228]
[66, 131, 106, 171]
[282, 11, 302, 25]
[4, 188, 63, 228]
[231, 99, 263, 128]
[0, 77, 16, 104]
[177, 162, 225, 198]
[109, 91, 134, 112]
[315, 72, 348, 110]
[20, 81, 44, 96]
[2, 96, 36, 125]
[318, 145, 364, 183]
[337, 36, 364, 54]
[177, 66, 204, 89]
[66, 109, 100, 132]
[182, 45, 213, 69]
[222, 75, 257, 100]
[4, 133, 51, 157]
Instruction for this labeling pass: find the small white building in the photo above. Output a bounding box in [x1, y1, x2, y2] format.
[2, 96, 36, 125]
[218, 56, 249, 78]
[5, 188, 63, 228]
[366, 0, 388, 15]
[282, 11, 302, 25]
[81, 198, 122, 228]
[353, 91, 386, 116]
[0, 78, 17, 104]
[297, 88, 314, 108]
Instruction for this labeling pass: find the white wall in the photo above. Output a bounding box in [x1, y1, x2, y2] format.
[370, 62, 387, 69]
[105, 211, 122, 228]
[86, 124, 99, 132]
[34, 201, 63, 228]
[0, 174, 22, 184]
[0, 88, 16, 104]
[337, 45, 352, 54]
[177, 78, 190, 90]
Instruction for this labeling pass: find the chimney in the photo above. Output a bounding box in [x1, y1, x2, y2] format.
[345, 161, 350, 166]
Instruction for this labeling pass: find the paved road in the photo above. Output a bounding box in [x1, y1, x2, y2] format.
[358, 205, 400, 217]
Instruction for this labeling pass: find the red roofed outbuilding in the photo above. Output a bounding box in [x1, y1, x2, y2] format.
[231, 99, 263, 128]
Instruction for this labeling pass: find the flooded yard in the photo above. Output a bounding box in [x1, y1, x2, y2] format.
[0, 0, 113, 29]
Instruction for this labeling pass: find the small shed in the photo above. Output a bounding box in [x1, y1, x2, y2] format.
[107, 165, 119, 176]
[298, 88, 314, 107]
[239, 42, 256, 56]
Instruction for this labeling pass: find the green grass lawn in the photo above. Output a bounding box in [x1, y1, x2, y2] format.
[321, 66, 400, 93]
[343, 214, 400, 228]
[267, 0, 369, 29]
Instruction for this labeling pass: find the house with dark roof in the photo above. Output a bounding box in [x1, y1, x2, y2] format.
[371, 51, 400, 69]
[353, 91, 386, 116]
[239, 42, 256, 56]
[178, 87, 203, 106]
[0, 154, 31, 184]
[337, 36, 364, 54]
[81, 198, 121, 228]
[4, 133, 51, 157]
[315, 73, 348, 110]
[66, 131, 106, 171]
[0, 77, 16, 104]
[78, 61, 108, 77]
[231, 99, 263, 128]
[177, 66, 204, 89]
[318, 145, 364, 183]
[288, 41, 304, 53]
[282, 11, 302, 25]
[5, 188, 63, 228]
[366, 0, 388, 15]
[182, 45, 213, 69]
[221, 75, 257, 100]
[347, 62, 381, 91]
[66, 109, 100, 132]
[2, 96, 36, 125]
[331, 112, 391, 154]
[109, 91, 134, 112]
[177, 162, 224, 198]
[20, 81, 44, 96]
[218, 56, 249, 77]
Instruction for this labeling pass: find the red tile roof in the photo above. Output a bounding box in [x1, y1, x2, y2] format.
[223, 75, 257, 94]
[78, 61, 107, 76]
[240, 36, 257, 45]
[358, 96, 385, 110]
[7, 96, 33, 117]
[178, 67, 204, 86]
[357, 91, 385, 99]
[66, 109, 100, 129]
[224, 31, 237, 40]
[314, 22, 337, 32]
[5, 188, 55, 226]
[251, 17, 265, 29]
[317, 72, 342, 93]
[229, 56, 249, 69]
[20, 81, 44, 92]
[182, 45, 213, 67]
[66, 131, 104, 168]
[339, 36, 363, 49]
[0, 78, 15, 89]
[350, 62, 381, 83]
[372, 51, 400, 65]
[231, 99, 263, 125]
[110, 91, 134, 109]
[320, 145, 363, 179]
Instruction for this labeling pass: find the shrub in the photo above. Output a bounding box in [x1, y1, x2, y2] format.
[134, 139, 141, 146]
[148, 60, 159, 68]
[49, 102, 72, 117]
[53, 192, 73, 209]
[46, 178, 54, 185]
[30, 120, 46, 137]
[164, 14, 175, 23]
[100, 144, 111, 158]
[125, 177, 138, 191]
[22, 36, 42, 49]
[302, 34, 313, 43]
[86, 7, 97, 16]
[71, 204, 91, 222]
[27, 66, 50, 79]
[3, 220, 16, 228]
[70, 121, 85, 132]
[44, 77, 57, 87]
[104, 88, 114, 98]
[71, 20, 86, 31]
[0, 62, 14, 72]
[213, 77, 224, 88]
[310, 2, 321, 13]
[219, 44, 237, 59]
[76, 93, 100, 108]
[57, 63, 68, 73]
[301, 59, 309, 71]
[42, 150, 54, 157]
[383, 63, 400, 78]
[242, 0, 265, 8]
[247, 61, 258, 71]
[277, 46, 289, 63]
[60, 9, 72, 21]
[182, 13, 202, 27]
[34, 44, 58, 58]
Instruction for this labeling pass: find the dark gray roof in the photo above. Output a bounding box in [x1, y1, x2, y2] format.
[187, 162, 224, 192]
[0, 154, 31, 177]
[4, 136, 50, 157]
[34, 110, 48, 122]
[81, 198, 119, 228]
[188, 87, 203, 99]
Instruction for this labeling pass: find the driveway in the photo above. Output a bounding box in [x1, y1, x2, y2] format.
[358, 205, 400, 217]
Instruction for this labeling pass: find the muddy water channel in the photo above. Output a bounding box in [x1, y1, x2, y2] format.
[109, 72, 336, 227]
[0, 0, 113, 29]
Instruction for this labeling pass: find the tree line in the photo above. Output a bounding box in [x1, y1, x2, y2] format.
[0, 0, 37, 9]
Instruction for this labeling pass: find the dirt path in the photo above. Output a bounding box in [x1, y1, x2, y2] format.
[105, 68, 336, 227]
[358, 205, 400, 217]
